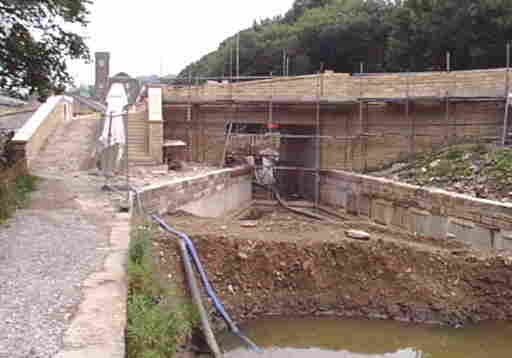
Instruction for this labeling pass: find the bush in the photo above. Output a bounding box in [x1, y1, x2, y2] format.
[126, 222, 198, 358]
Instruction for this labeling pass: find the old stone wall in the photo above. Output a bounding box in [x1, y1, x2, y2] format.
[320, 170, 512, 250]
[134, 167, 252, 216]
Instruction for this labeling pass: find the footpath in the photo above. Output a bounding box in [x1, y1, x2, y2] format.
[0, 117, 129, 358]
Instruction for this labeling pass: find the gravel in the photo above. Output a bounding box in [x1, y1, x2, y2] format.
[0, 117, 114, 358]
[0, 204, 109, 358]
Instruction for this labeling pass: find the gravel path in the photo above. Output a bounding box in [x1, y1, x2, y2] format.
[0, 117, 117, 358]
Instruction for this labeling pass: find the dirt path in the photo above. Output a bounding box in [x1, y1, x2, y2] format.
[0, 117, 121, 358]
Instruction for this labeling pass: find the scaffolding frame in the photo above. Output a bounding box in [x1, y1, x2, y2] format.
[163, 56, 512, 207]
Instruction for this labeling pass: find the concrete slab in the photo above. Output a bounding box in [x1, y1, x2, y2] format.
[54, 213, 130, 358]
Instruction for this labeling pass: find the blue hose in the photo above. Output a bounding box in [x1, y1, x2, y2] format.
[151, 215, 262, 353]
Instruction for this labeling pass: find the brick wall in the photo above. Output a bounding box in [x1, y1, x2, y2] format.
[134, 167, 252, 216]
[320, 170, 512, 250]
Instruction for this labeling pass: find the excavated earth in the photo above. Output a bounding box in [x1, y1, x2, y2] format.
[152, 205, 512, 330]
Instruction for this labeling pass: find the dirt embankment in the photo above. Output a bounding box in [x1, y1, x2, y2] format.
[154, 208, 512, 328]
[375, 143, 512, 203]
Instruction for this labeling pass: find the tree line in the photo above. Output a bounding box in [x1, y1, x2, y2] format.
[178, 0, 512, 79]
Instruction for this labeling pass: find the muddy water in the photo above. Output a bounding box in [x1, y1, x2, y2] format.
[219, 317, 512, 358]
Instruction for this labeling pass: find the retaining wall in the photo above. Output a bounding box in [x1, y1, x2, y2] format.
[134, 167, 252, 216]
[320, 170, 512, 250]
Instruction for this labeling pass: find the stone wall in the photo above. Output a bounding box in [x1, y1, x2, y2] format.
[320, 170, 512, 250]
[163, 68, 510, 102]
[11, 96, 71, 168]
[163, 101, 501, 171]
[134, 167, 252, 216]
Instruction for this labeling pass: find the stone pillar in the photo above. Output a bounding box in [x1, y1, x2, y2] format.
[148, 87, 163, 163]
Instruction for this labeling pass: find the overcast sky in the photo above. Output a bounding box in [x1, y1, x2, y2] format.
[70, 0, 295, 85]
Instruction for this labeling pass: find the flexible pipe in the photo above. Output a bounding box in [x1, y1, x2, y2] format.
[177, 238, 222, 358]
[253, 182, 334, 222]
[151, 215, 262, 353]
[128, 188, 222, 356]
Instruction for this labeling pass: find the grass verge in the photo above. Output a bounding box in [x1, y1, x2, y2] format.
[0, 172, 38, 224]
[127, 220, 198, 358]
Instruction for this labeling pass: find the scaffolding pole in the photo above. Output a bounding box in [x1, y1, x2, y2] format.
[407, 72, 413, 154]
[269, 73, 274, 131]
[445, 53, 451, 143]
[507, 42, 511, 96]
[187, 72, 193, 161]
[315, 72, 322, 209]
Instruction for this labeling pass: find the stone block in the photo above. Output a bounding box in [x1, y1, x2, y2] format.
[447, 218, 492, 249]
[372, 199, 393, 226]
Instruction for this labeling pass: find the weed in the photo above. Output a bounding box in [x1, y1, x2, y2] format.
[0, 173, 38, 223]
[126, 221, 198, 358]
[445, 149, 464, 161]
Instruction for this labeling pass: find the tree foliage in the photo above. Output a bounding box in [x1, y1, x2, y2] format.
[179, 0, 512, 79]
[0, 0, 91, 100]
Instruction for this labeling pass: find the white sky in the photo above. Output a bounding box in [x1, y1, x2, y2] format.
[70, 0, 294, 85]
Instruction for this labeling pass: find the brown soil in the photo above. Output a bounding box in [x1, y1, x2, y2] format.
[153, 206, 512, 329]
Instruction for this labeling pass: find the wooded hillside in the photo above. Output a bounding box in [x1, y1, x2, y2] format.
[179, 0, 512, 78]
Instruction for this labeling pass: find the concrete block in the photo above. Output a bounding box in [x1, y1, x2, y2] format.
[499, 232, 512, 250]
[448, 218, 492, 249]
[359, 195, 371, 217]
[391, 205, 410, 230]
[372, 199, 393, 226]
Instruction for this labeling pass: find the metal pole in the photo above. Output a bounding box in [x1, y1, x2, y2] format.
[125, 109, 129, 204]
[187, 73, 192, 161]
[506, 42, 510, 96]
[502, 95, 510, 146]
[444, 52, 452, 142]
[315, 72, 321, 209]
[236, 32, 240, 80]
[283, 50, 286, 76]
[359, 62, 364, 134]
[177, 239, 222, 358]
[107, 111, 113, 179]
[269, 73, 274, 130]
[230, 39, 234, 79]
[406, 72, 412, 154]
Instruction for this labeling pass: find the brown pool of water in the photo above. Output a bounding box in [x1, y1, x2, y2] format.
[218, 317, 512, 358]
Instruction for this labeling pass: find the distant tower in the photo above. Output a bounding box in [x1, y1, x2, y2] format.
[95, 52, 110, 102]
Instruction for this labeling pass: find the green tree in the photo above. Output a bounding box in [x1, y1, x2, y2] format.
[0, 0, 91, 100]
[386, 0, 512, 71]
[179, 0, 512, 78]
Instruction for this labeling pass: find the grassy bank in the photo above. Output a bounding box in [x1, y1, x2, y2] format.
[0, 166, 38, 224]
[127, 221, 198, 358]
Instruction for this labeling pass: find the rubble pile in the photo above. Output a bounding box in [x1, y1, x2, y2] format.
[381, 143, 512, 202]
